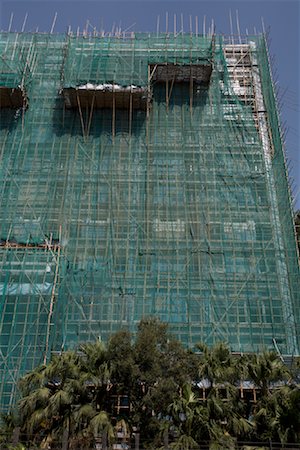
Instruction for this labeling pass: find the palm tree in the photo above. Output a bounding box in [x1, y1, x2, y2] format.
[277, 384, 300, 443]
[246, 351, 290, 397]
[0, 412, 19, 447]
[195, 343, 256, 445]
[17, 343, 113, 448]
[168, 384, 208, 448]
[18, 351, 80, 447]
[196, 342, 240, 387]
[243, 351, 292, 442]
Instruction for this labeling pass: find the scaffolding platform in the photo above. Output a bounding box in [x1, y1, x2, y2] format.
[62, 85, 148, 110]
[0, 86, 26, 108]
[150, 63, 212, 85]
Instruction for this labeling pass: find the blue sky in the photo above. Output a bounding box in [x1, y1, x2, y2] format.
[0, 0, 299, 210]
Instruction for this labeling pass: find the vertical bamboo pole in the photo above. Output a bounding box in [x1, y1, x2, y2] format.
[87, 90, 96, 137]
[189, 71, 193, 115]
[166, 73, 169, 112]
[129, 89, 133, 135]
[43, 226, 61, 365]
[76, 91, 86, 139]
[112, 85, 116, 141]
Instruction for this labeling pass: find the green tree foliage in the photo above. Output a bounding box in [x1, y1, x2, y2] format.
[1, 319, 300, 449]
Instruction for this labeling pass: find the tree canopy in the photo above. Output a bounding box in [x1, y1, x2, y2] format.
[1, 318, 300, 449]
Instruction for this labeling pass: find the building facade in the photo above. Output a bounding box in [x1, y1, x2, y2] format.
[0, 32, 299, 411]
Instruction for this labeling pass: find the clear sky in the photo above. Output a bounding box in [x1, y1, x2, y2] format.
[0, 0, 299, 210]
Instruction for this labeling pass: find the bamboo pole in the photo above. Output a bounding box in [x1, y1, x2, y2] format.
[189, 70, 193, 115]
[43, 226, 61, 365]
[76, 91, 86, 139]
[129, 89, 133, 135]
[87, 90, 96, 137]
[112, 85, 116, 140]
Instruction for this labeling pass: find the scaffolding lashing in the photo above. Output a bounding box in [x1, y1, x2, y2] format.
[0, 31, 299, 413]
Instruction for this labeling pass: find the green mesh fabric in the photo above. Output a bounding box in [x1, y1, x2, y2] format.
[0, 33, 32, 88]
[0, 32, 299, 412]
[63, 34, 213, 87]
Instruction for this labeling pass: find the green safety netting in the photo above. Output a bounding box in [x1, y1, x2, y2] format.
[0, 34, 33, 110]
[0, 32, 299, 412]
[0, 35, 33, 86]
[63, 34, 213, 87]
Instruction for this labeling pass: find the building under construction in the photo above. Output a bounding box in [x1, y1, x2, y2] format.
[0, 30, 299, 412]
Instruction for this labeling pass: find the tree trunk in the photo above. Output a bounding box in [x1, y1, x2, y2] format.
[134, 431, 140, 450]
[163, 428, 169, 449]
[102, 430, 107, 450]
[62, 427, 69, 450]
[11, 427, 20, 445]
